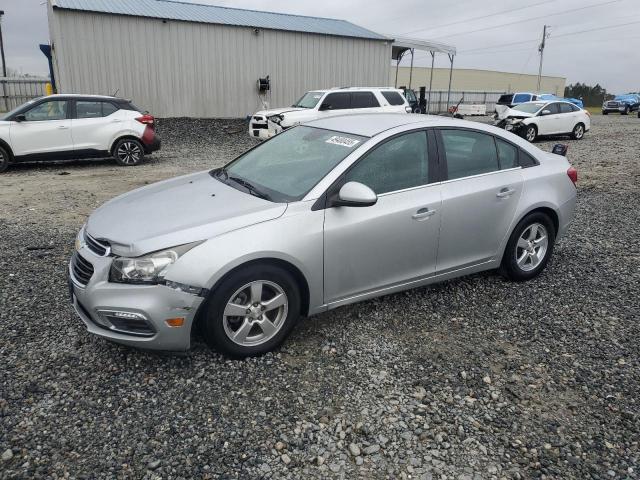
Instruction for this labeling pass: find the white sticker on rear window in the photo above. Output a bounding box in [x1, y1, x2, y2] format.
[326, 136, 360, 148]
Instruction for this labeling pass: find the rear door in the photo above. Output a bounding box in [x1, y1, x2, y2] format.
[71, 100, 122, 152]
[9, 99, 73, 156]
[435, 128, 523, 273]
[557, 102, 578, 133]
[350, 91, 383, 113]
[380, 90, 409, 112]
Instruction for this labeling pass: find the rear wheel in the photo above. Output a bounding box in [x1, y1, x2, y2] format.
[622, 106, 629, 115]
[501, 212, 556, 281]
[602, 111, 608, 115]
[202, 264, 301, 358]
[571, 123, 585, 140]
[523, 125, 537, 142]
[0, 146, 10, 173]
[113, 138, 144, 166]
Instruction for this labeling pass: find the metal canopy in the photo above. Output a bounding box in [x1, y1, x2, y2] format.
[390, 35, 456, 114]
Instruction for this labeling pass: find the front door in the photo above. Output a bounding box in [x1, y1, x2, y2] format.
[436, 129, 523, 273]
[323, 130, 441, 304]
[10, 99, 73, 156]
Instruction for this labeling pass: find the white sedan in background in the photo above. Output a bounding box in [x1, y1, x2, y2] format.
[494, 100, 591, 142]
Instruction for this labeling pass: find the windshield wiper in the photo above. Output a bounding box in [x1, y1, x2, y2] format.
[228, 176, 272, 201]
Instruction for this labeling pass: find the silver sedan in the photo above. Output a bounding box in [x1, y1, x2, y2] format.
[69, 114, 577, 357]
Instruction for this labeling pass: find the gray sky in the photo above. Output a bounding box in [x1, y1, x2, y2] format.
[2, 0, 639, 92]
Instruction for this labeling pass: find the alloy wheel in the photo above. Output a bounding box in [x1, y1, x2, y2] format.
[526, 127, 536, 142]
[116, 141, 142, 164]
[222, 280, 288, 346]
[574, 125, 584, 139]
[515, 222, 549, 272]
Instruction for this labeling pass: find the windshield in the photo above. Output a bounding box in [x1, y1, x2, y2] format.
[217, 126, 367, 202]
[0, 98, 39, 120]
[511, 102, 546, 114]
[293, 91, 323, 109]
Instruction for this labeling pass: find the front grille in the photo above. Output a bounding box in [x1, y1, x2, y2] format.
[71, 252, 94, 286]
[251, 123, 267, 130]
[84, 231, 110, 256]
[606, 102, 619, 107]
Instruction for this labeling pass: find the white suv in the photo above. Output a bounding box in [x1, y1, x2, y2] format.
[249, 87, 412, 139]
[0, 94, 160, 172]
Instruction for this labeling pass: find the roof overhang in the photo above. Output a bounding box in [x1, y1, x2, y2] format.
[390, 35, 456, 59]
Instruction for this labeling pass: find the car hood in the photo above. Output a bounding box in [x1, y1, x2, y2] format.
[496, 107, 535, 120]
[86, 171, 287, 257]
[254, 107, 308, 117]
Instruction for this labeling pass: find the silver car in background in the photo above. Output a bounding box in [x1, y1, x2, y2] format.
[69, 114, 577, 358]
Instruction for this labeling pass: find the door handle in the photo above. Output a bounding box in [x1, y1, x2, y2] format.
[111, 119, 122, 123]
[496, 187, 515, 198]
[412, 207, 436, 220]
[57, 125, 69, 129]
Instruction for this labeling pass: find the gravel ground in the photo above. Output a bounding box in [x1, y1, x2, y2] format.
[1, 115, 639, 479]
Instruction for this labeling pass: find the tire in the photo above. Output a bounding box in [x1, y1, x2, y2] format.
[113, 138, 145, 166]
[602, 111, 608, 115]
[500, 212, 556, 282]
[202, 264, 301, 358]
[0, 145, 10, 173]
[622, 106, 629, 115]
[571, 123, 585, 140]
[523, 124, 537, 142]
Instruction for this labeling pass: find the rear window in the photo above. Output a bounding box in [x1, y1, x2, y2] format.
[351, 92, 380, 109]
[559, 103, 574, 113]
[381, 91, 405, 106]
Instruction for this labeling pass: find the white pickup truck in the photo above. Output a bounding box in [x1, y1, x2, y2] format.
[249, 87, 412, 139]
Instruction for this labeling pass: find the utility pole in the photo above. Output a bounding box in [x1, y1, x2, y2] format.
[536, 25, 549, 92]
[0, 11, 7, 111]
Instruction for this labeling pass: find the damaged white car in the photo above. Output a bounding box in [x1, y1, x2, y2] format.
[494, 100, 590, 142]
[248, 87, 411, 139]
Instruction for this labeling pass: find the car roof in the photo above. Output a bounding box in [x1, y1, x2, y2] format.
[39, 94, 125, 101]
[306, 113, 490, 137]
[308, 87, 402, 93]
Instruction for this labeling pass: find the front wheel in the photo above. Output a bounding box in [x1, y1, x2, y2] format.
[113, 138, 145, 166]
[622, 106, 629, 115]
[523, 125, 537, 142]
[571, 123, 585, 140]
[202, 264, 301, 358]
[500, 212, 556, 281]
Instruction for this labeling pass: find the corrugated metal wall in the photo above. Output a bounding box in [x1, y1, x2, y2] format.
[48, 7, 391, 117]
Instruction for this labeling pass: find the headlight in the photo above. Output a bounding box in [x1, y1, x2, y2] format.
[268, 114, 283, 125]
[109, 242, 202, 284]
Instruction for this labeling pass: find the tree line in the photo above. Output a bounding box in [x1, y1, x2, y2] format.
[563, 82, 637, 107]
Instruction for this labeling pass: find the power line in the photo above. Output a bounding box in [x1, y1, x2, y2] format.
[459, 18, 640, 53]
[431, 0, 621, 40]
[400, 0, 557, 35]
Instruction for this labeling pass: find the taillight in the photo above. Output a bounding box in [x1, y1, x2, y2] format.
[584, 110, 591, 117]
[567, 166, 578, 185]
[135, 114, 155, 126]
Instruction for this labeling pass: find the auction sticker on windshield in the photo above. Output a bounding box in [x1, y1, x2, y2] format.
[326, 136, 360, 148]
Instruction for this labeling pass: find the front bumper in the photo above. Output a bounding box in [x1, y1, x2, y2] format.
[602, 106, 628, 113]
[68, 246, 204, 351]
[248, 116, 283, 139]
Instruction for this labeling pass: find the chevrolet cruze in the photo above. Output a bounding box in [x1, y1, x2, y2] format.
[69, 114, 577, 358]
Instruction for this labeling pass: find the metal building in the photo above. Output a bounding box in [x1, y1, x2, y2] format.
[47, 0, 392, 117]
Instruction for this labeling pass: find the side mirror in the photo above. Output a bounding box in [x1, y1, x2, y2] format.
[319, 103, 332, 111]
[13, 114, 26, 122]
[540, 109, 551, 116]
[333, 182, 377, 207]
